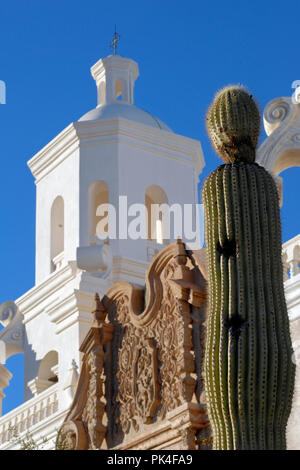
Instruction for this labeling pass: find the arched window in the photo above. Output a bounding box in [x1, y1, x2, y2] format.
[115, 78, 124, 101]
[89, 181, 109, 244]
[36, 350, 58, 393]
[50, 196, 64, 272]
[145, 185, 168, 244]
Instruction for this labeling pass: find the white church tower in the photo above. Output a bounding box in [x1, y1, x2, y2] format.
[0, 52, 204, 447]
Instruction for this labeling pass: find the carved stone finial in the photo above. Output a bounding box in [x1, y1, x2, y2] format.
[92, 293, 106, 325]
[173, 239, 194, 283]
[174, 238, 187, 266]
[0, 301, 24, 363]
[58, 295, 113, 450]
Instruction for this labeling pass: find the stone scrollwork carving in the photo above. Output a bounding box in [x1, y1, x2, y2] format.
[262, 97, 293, 137]
[58, 240, 209, 450]
[133, 338, 159, 424]
[115, 320, 137, 434]
[114, 332, 159, 434]
[257, 96, 300, 176]
[81, 342, 106, 449]
[0, 301, 24, 362]
[291, 134, 300, 144]
[57, 420, 87, 450]
[57, 294, 113, 450]
[0, 301, 18, 328]
[103, 239, 208, 449]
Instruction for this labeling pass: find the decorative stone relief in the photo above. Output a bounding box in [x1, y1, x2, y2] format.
[133, 338, 159, 424]
[103, 239, 208, 449]
[257, 96, 300, 175]
[0, 301, 24, 363]
[57, 294, 113, 450]
[58, 240, 209, 450]
[63, 360, 79, 405]
[0, 302, 18, 328]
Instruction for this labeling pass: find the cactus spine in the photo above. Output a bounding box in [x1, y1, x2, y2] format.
[203, 86, 295, 450]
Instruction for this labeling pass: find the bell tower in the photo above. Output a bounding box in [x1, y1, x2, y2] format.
[91, 55, 139, 106]
[0, 52, 205, 444]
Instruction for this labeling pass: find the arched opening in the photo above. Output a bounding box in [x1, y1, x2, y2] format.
[98, 81, 106, 107]
[115, 78, 124, 101]
[273, 148, 300, 175]
[279, 164, 300, 282]
[50, 196, 64, 272]
[36, 351, 58, 394]
[279, 166, 300, 242]
[145, 185, 168, 244]
[89, 181, 109, 244]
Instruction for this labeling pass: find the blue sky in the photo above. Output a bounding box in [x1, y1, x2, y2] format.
[0, 0, 299, 414]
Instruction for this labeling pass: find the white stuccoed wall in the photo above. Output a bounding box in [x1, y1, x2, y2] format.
[33, 146, 80, 284]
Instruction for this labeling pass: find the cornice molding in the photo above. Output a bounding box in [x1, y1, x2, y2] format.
[27, 117, 204, 183]
[46, 289, 96, 335]
[27, 124, 79, 183]
[17, 262, 79, 324]
[16, 257, 148, 326]
[91, 55, 139, 84]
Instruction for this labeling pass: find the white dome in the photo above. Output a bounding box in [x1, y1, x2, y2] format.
[78, 103, 173, 133]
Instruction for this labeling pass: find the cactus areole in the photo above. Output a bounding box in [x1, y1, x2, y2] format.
[203, 85, 295, 450]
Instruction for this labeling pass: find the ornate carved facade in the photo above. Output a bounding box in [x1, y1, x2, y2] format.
[58, 240, 210, 450]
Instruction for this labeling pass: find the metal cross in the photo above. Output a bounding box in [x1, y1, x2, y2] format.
[110, 28, 120, 55]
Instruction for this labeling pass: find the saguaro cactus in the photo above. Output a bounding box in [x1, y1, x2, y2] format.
[203, 86, 295, 450]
